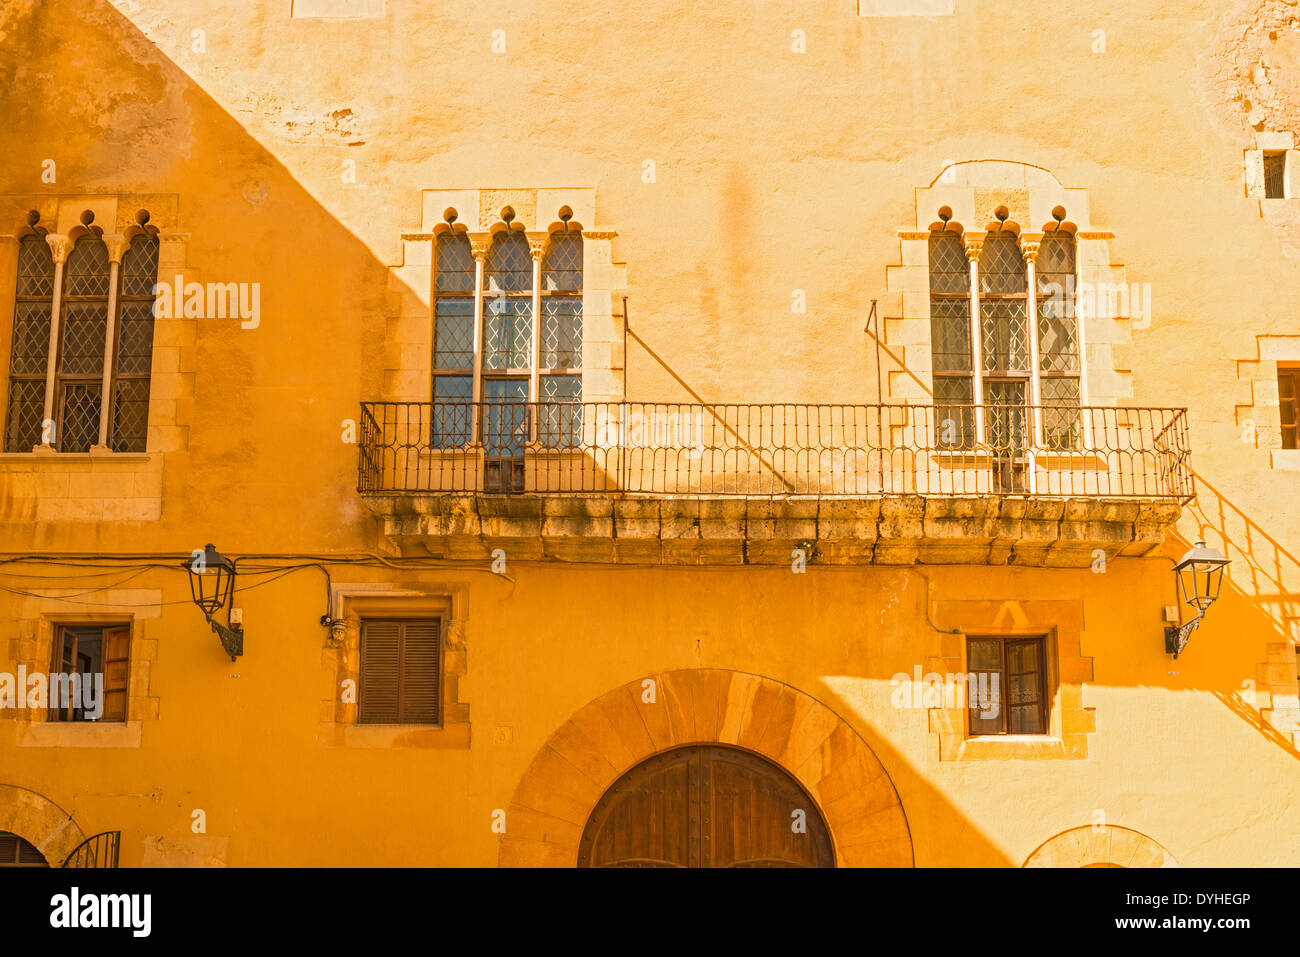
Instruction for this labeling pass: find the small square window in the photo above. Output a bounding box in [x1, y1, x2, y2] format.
[49, 624, 130, 722]
[358, 619, 442, 725]
[1278, 366, 1300, 450]
[966, 635, 1048, 735]
[1264, 151, 1287, 199]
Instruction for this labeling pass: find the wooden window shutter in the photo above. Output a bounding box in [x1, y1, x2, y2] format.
[101, 626, 131, 722]
[359, 619, 441, 725]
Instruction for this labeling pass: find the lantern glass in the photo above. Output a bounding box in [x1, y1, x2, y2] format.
[184, 544, 236, 620]
[1174, 541, 1228, 614]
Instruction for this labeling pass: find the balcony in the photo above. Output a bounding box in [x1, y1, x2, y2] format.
[358, 401, 1193, 566]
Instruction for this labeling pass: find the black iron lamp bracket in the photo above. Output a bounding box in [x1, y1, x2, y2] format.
[210, 618, 243, 661]
[1165, 615, 1201, 659]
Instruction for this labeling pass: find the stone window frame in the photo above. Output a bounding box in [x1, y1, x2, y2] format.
[432, 217, 585, 409]
[1, 207, 161, 454]
[319, 585, 469, 749]
[8, 607, 160, 749]
[0, 194, 193, 523]
[886, 162, 1138, 430]
[1234, 334, 1300, 471]
[926, 598, 1095, 761]
[1245, 131, 1294, 201]
[384, 187, 625, 410]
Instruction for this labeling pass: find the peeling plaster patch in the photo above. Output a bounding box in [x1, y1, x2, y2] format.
[238, 97, 366, 146]
[1206, 0, 1300, 135]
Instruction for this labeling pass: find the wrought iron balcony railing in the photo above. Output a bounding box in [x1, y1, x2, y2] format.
[357, 401, 1193, 501]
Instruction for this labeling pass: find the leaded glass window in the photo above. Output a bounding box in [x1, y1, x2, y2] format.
[4, 225, 159, 454]
[112, 234, 159, 452]
[929, 232, 972, 449]
[4, 235, 54, 451]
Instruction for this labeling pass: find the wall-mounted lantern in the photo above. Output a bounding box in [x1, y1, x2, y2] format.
[183, 543, 243, 661]
[1165, 540, 1230, 658]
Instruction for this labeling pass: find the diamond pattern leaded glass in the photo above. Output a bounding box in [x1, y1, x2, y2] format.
[9, 302, 51, 376]
[115, 301, 155, 376]
[119, 235, 160, 297]
[542, 297, 582, 370]
[930, 298, 971, 373]
[543, 233, 582, 292]
[435, 234, 475, 294]
[110, 378, 150, 452]
[540, 374, 582, 449]
[434, 300, 475, 370]
[929, 233, 968, 295]
[432, 375, 472, 448]
[981, 300, 1029, 374]
[6, 236, 54, 452]
[979, 234, 1026, 295]
[983, 380, 1028, 454]
[4, 379, 44, 452]
[1041, 376, 1082, 451]
[483, 297, 533, 370]
[483, 379, 529, 457]
[59, 382, 101, 453]
[63, 239, 111, 297]
[16, 235, 53, 298]
[58, 302, 107, 376]
[934, 376, 974, 449]
[1037, 234, 1078, 374]
[486, 232, 532, 294]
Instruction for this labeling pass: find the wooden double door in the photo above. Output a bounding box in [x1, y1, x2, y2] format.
[578, 745, 834, 868]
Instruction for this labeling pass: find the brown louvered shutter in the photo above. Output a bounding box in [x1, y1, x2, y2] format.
[359, 621, 401, 723]
[359, 619, 441, 725]
[101, 626, 130, 722]
[401, 620, 441, 725]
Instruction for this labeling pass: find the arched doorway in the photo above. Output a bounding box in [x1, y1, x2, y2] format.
[499, 669, 913, 867]
[578, 745, 835, 868]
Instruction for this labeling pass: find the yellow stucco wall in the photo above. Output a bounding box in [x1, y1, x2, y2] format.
[0, 0, 1297, 866]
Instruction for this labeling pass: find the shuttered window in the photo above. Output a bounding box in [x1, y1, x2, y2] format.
[0, 831, 48, 867]
[49, 624, 131, 723]
[358, 619, 442, 725]
[967, 635, 1048, 735]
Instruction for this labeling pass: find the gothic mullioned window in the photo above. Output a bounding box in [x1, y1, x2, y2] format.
[3, 211, 159, 453]
[928, 221, 1081, 455]
[430, 212, 585, 485]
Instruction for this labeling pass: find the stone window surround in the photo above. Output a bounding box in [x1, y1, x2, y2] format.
[8, 605, 161, 749]
[1234, 334, 1300, 471]
[929, 222, 1084, 447]
[383, 187, 626, 408]
[318, 583, 470, 749]
[925, 597, 1095, 761]
[0, 194, 192, 524]
[0, 195, 187, 456]
[431, 220, 584, 408]
[885, 161, 1137, 417]
[1245, 130, 1294, 200]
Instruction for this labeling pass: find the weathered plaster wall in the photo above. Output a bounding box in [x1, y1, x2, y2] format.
[0, 0, 1296, 866]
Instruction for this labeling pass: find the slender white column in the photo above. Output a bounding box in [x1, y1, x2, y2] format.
[964, 235, 985, 445]
[528, 239, 544, 443]
[39, 235, 70, 450]
[470, 240, 487, 443]
[1021, 234, 1043, 449]
[96, 236, 127, 449]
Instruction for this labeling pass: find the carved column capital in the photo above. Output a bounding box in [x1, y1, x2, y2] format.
[45, 233, 71, 264]
[104, 234, 129, 264]
[1018, 232, 1044, 265]
[446, 618, 466, 649]
[469, 239, 489, 262]
[528, 238, 546, 262]
[962, 235, 984, 263]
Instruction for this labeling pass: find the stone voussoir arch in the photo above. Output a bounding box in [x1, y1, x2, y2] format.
[498, 668, 913, 867]
[1023, 825, 1178, 868]
[0, 784, 87, 867]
